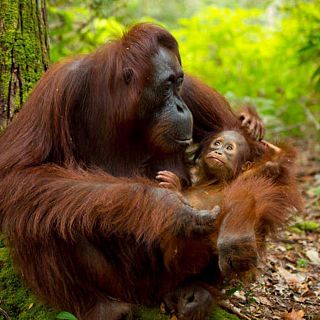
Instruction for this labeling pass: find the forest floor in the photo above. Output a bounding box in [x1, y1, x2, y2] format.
[218, 138, 320, 320]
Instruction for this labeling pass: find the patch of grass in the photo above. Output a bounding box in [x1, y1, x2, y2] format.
[285, 244, 294, 250]
[288, 226, 304, 234]
[225, 283, 244, 297]
[294, 220, 319, 232]
[296, 258, 308, 268]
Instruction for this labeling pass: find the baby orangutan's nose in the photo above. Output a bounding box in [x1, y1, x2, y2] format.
[217, 235, 258, 275]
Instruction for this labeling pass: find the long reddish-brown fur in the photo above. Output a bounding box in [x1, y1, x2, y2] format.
[0, 23, 244, 319]
[216, 148, 303, 275]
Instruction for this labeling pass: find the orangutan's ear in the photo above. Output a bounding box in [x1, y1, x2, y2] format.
[241, 161, 253, 172]
[123, 67, 134, 84]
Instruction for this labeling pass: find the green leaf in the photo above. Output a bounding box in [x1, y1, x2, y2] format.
[294, 221, 319, 232]
[56, 311, 78, 320]
[311, 65, 320, 80]
[297, 258, 308, 268]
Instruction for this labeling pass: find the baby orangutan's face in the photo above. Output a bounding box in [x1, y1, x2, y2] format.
[203, 131, 250, 180]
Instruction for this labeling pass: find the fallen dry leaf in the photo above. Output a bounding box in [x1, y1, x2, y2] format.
[283, 309, 304, 320]
[259, 296, 272, 306]
[234, 290, 246, 302]
[306, 249, 320, 265]
[278, 266, 305, 291]
[160, 302, 166, 314]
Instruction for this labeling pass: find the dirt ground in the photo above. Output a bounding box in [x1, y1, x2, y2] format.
[220, 138, 320, 320]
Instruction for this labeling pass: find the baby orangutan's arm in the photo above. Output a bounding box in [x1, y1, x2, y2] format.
[156, 170, 182, 191]
[255, 140, 283, 178]
[242, 139, 297, 184]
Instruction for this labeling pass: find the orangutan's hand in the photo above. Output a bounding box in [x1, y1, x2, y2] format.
[238, 105, 265, 140]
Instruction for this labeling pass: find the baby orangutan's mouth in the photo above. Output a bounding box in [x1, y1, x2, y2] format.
[206, 156, 225, 165]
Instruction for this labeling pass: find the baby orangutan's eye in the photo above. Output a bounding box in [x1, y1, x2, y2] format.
[214, 141, 221, 146]
[226, 145, 233, 150]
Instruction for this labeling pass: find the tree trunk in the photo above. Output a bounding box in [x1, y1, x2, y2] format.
[0, 0, 49, 130]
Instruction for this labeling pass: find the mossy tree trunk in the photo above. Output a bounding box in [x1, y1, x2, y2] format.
[0, 0, 49, 130]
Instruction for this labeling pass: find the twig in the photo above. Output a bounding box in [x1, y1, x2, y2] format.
[0, 307, 10, 320]
[218, 300, 252, 320]
[304, 106, 320, 131]
[274, 238, 308, 243]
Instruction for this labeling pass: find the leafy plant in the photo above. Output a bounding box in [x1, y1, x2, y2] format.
[294, 220, 319, 232]
[297, 258, 308, 268]
[56, 311, 78, 320]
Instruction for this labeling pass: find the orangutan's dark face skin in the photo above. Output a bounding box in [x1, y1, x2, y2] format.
[203, 131, 250, 180]
[140, 47, 193, 154]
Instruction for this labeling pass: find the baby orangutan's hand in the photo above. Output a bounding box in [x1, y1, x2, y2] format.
[156, 171, 182, 191]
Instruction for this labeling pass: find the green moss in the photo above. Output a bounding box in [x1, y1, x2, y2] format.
[0, 247, 57, 320]
[208, 307, 239, 319]
[16, 0, 47, 101]
[136, 305, 239, 320]
[136, 307, 169, 319]
[0, 1, 18, 106]
[0, 0, 49, 128]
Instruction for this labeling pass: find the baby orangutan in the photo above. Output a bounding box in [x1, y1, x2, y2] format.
[156, 129, 262, 281]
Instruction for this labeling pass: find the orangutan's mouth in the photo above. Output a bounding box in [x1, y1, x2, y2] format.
[174, 138, 193, 146]
[206, 156, 225, 164]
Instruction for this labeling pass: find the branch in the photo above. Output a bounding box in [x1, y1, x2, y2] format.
[303, 105, 320, 131]
[0, 307, 10, 320]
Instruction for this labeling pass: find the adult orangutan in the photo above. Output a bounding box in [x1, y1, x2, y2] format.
[0, 23, 263, 319]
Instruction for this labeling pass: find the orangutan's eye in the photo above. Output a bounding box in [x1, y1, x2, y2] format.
[164, 82, 172, 93]
[214, 141, 221, 146]
[176, 76, 184, 90]
[226, 145, 233, 150]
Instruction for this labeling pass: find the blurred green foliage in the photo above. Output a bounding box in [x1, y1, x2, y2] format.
[47, 0, 320, 138]
[294, 220, 319, 231]
[293, 1, 320, 91]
